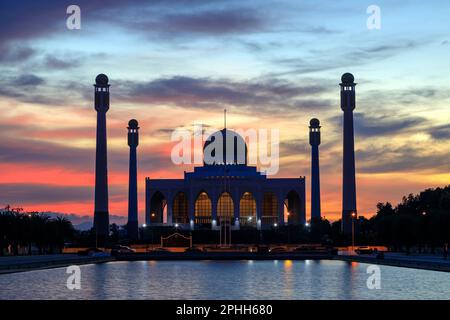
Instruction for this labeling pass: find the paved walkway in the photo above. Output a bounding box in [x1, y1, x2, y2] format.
[336, 252, 450, 272]
[0, 254, 114, 274]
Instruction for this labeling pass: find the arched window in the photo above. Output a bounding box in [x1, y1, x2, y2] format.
[173, 192, 188, 224]
[195, 192, 212, 224]
[217, 192, 234, 219]
[239, 192, 256, 226]
[149, 191, 167, 223]
[262, 192, 278, 225]
[284, 190, 302, 225]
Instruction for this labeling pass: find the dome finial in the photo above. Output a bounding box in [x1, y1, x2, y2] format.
[309, 118, 320, 128]
[128, 119, 139, 129]
[95, 74, 109, 86]
[341, 73, 354, 84]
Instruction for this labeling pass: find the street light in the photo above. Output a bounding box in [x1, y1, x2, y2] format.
[351, 211, 357, 252]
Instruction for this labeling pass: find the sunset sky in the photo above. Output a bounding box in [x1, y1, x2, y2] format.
[1, 0, 449, 223]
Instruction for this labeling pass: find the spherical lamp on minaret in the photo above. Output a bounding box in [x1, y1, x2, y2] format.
[93, 74, 110, 243]
[309, 118, 321, 222]
[127, 119, 139, 240]
[340, 73, 357, 234]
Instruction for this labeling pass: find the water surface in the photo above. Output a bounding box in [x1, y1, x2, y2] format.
[0, 260, 449, 299]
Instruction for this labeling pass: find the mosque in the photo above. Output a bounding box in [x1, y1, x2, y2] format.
[145, 128, 306, 230]
[92, 72, 358, 238]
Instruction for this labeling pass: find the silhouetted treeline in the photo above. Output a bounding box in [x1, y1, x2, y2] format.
[309, 186, 450, 251]
[0, 209, 75, 256]
[361, 186, 450, 252]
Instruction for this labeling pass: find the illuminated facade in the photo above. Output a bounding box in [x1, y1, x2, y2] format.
[145, 129, 306, 230]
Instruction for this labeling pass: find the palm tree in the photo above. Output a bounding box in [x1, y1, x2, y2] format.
[51, 216, 75, 253]
[30, 213, 50, 254]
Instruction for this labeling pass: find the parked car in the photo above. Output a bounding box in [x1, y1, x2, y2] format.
[355, 246, 374, 254]
[269, 246, 287, 253]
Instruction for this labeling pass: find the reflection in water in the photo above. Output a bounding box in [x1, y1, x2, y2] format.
[282, 260, 294, 299]
[284, 260, 293, 269]
[0, 260, 449, 300]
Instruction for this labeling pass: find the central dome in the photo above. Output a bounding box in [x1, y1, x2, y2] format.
[203, 129, 248, 166]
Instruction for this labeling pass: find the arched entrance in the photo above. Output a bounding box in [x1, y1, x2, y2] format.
[217, 192, 234, 220]
[217, 192, 233, 246]
[149, 191, 166, 223]
[239, 192, 256, 227]
[194, 191, 212, 225]
[173, 192, 189, 224]
[284, 190, 301, 224]
[262, 192, 278, 225]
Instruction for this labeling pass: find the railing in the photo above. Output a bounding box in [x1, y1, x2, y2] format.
[261, 216, 278, 225]
[195, 216, 212, 225]
[239, 216, 257, 227]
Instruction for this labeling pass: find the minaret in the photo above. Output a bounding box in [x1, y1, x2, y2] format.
[340, 73, 357, 234]
[127, 119, 139, 240]
[93, 74, 110, 243]
[309, 118, 321, 221]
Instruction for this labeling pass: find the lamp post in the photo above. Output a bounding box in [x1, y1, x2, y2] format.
[351, 211, 356, 252]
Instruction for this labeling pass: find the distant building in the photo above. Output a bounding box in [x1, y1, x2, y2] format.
[145, 129, 306, 230]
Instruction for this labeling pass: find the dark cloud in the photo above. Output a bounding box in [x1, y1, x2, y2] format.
[0, 130, 171, 175]
[0, 183, 126, 204]
[273, 40, 423, 75]
[279, 138, 308, 156]
[158, 9, 265, 35]
[0, 45, 36, 63]
[0, 75, 89, 105]
[0, 1, 116, 43]
[115, 76, 332, 115]
[0, 138, 93, 171]
[0, 184, 92, 204]
[43, 55, 82, 70]
[356, 87, 450, 117]
[429, 124, 450, 140]
[0, 1, 257, 45]
[328, 113, 426, 137]
[356, 145, 450, 174]
[12, 74, 45, 86]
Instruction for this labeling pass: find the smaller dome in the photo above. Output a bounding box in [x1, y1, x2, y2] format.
[341, 73, 354, 84]
[128, 119, 139, 128]
[309, 118, 320, 127]
[95, 74, 109, 86]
